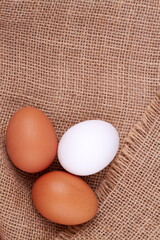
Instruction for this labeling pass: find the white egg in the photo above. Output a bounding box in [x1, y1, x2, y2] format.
[58, 120, 119, 176]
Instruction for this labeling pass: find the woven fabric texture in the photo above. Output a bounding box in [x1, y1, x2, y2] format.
[0, 1, 159, 239]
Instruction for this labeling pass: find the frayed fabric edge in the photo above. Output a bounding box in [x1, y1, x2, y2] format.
[57, 92, 160, 240]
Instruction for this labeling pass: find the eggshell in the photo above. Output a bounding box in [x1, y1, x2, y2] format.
[6, 107, 57, 173]
[58, 120, 119, 176]
[32, 171, 98, 225]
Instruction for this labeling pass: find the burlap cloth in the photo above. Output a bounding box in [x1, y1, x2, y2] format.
[0, 1, 159, 239]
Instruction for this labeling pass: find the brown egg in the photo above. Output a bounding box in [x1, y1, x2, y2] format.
[32, 171, 98, 225]
[6, 107, 57, 173]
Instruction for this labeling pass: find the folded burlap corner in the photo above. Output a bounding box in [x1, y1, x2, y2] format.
[0, 1, 159, 239]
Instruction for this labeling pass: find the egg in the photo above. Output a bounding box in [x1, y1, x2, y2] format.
[32, 171, 98, 225]
[58, 120, 119, 176]
[6, 107, 57, 173]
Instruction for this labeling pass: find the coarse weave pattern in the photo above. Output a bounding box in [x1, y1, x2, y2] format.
[0, 1, 159, 239]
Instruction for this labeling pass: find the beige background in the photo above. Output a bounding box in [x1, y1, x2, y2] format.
[0, 1, 159, 239]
